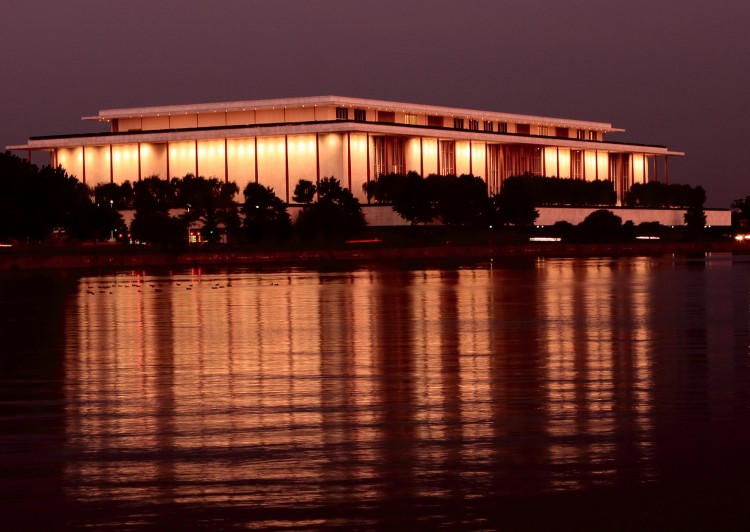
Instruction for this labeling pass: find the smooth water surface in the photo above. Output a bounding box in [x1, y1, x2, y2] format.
[2, 255, 750, 529]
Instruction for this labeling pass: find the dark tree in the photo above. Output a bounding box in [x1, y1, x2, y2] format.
[131, 210, 187, 246]
[172, 175, 240, 243]
[241, 182, 291, 240]
[424, 173, 488, 226]
[133, 176, 177, 212]
[364, 171, 435, 225]
[732, 196, 750, 227]
[94, 181, 134, 210]
[0, 151, 118, 243]
[684, 186, 706, 236]
[295, 177, 366, 239]
[576, 209, 624, 242]
[490, 181, 539, 227]
[293, 179, 317, 204]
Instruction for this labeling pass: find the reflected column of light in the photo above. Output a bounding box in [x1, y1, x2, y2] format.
[542, 262, 583, 491]
[65, 285, 99, 501]
[412, 270, 447, 475]
[73, 277, 121, 501]
[257, 274, 325, 508]
[348, 272, 379, 489]
[631, 264, 655, 473]
[584, 265, 617, 484]
[183, 274, 245, 502]
[456, 269, 493, 477]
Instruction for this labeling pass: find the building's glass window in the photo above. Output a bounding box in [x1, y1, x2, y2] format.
[336, 107, 349, 120]
[555, 127, 569, 138]
[588, 131, 598, 141]
[538, 126, 549, 136]
[453, 118, 465, 129]
[392, 137, 404, 173]
[577, 129, 586, 140]
[354, 109, 367, 122]
[498, 122, 508, 133]
[427, 115, 444, 127]
[487, 144, 501, 194]
[469, 119, 479, 131]
[516, 124, 530, 135]
[373, 136, 404, 176]
[483, 121, 494, 132]
[571, 150, 583, 179]
[377, 111, 395, 123]
[404, 113, 417, 125]
[374, 137, 386, 177]
[439, 140, 455, 175]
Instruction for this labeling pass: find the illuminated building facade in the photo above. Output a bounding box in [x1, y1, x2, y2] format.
[8, 96, 682, 207]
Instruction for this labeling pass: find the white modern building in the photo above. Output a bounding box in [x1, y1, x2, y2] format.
[10, 95, 729, 226]
[8, 95, 683, 199]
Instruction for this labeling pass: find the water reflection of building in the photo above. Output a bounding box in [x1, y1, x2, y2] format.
[63, 263, 659, 524]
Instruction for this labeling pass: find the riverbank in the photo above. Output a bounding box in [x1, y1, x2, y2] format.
[1, 240, 748, 272]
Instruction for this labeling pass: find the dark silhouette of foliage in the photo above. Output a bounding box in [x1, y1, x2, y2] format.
[425, 173, 488, 226]
[94, 182, 134, 210]
[501, 174, 616, 207]
[625, 182, 705, 208]
[576, 209, 624, 242]
[0, 151, 124, 242]
[364, 171, 435, 225]
[131, 209, 187, 246]
[292, 179, 317, 204]
[133, 176, 177, 212]
[684, 187, 707, 236]
[241, 183, 291, 240]
[490, 182, 539, 227]
[732, 196, 750, 227]
[295, 177, 366, 239]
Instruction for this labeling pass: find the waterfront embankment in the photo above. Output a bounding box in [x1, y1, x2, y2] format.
[1, 240, 748, 272]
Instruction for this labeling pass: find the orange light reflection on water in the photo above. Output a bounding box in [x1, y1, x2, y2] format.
[63, 262, 659, 517]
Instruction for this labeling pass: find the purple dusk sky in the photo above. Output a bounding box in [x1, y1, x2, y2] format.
[1, 0, 748, 207]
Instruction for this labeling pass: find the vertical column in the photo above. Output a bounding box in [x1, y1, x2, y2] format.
[366, 134, 370, 203]
[630, 154, 634, 187]
[484, 142, 495, 194]
[284, 135, 289, 202]
[109, 144, 114, 183]
[665, 156, 669, 185]
[137, 142, 142, 181]
[595, 150, 599, 181]
[556, 146, 560, 178]
[224, 138, 229, 183]
[469, 140, 473, 175]
[315, 133, 321, 185]
[420, 137, 424, 176]
[254, 137, 259, 183]
[166, 142, 170, 181]
[654, 155, 658, 183]
[437, 141, 441, 175]
[583, 150, 586, 181]
[643, 153, 647, 182]
[81, 145, 86, 184]
[452, 141, 456, 176]
[347, 132, 352, 190]
[194, 139, 199, 177]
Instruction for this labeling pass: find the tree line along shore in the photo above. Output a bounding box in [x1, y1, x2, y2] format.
[1, 150, 746, 265]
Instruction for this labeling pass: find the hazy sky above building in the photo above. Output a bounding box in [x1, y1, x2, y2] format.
[2, 0, 748, 206]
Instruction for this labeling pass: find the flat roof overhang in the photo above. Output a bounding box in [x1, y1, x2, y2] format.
[9, 120, 681, 157]
[82, 95, 621, 133]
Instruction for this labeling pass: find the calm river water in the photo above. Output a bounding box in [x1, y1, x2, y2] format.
[2, 255, 750, 530]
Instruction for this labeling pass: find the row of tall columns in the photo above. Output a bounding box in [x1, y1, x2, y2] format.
[42, 139, 672, 196]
